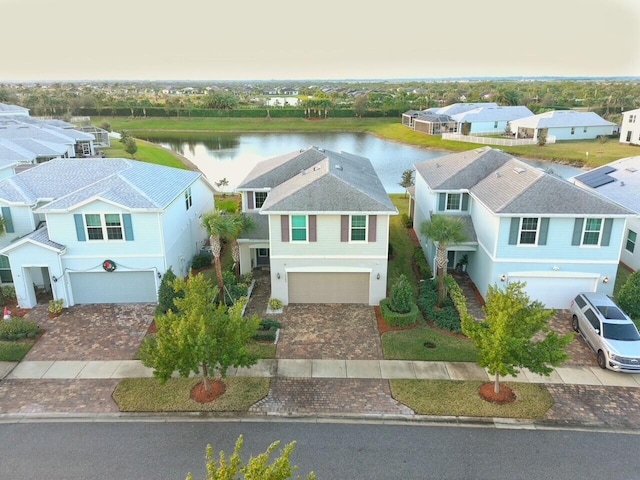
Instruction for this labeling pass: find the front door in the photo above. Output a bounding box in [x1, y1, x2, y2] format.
[256, 248, 270, 267]
[447, 251, 455, 270]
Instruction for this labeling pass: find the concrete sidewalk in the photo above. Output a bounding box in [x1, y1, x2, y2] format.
[4, 359, 640, 387]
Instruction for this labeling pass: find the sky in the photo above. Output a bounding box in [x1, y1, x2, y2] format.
[1, 0, 639, 82]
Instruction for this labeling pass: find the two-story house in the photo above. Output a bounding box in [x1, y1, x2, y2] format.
[0, 158, 214, 308]
[236, 146, 398, 305]
[412, 147, 634, 309]
[620, 108, 640, 145]
[571, 155, 640, 272]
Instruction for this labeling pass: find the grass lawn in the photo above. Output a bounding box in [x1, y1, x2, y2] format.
[391, 380, 554, 418]
[113, 377, 269, 412]
[382, 324, 478, 362]
[614, 263, 633, 299]
[0, 339, 36, 361]
[101, 138, 187, 169]
[387, 194, 418, 296]
[216, 194, 241, 212]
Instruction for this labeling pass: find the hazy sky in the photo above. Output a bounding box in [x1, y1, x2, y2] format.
[1, 0, 639, 81]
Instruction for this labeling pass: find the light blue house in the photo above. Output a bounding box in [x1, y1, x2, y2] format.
[0, 158, 215, 308]
[509, 110, 616, 141]
[412, 147, 633, 309]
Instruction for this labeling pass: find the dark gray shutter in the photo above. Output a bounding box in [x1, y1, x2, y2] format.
[538, 218, 549, 245]
[461, 193, 469, 211]
[508, 218, 519, 245]
[123, 214, 134, 241]
[438, 193, 446, 211]
[601, 218, 613, 246]
[572, 218, 584, 246]
[74, 214, 86, 241]
[309, 215, 317, 242]
[368, 215, 377, 243]
[341, 215, 349, 242]
[247, 192, 254, 209]
[281, 215, 289, 242]
[1, 207, 14, 233]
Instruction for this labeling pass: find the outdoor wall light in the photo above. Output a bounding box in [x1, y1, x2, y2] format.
[377, 273, 381, 280]
[277, 272, 281, 279]
[157, 271, 162, 279]
[500, 274, 507, 282]
[603, 276, 609, 284]
[52, 275, 58, 283]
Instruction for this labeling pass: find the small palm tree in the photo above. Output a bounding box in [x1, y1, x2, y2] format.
[420, 215, 467, 306]
[229, 214, 254, 278]
[202, 210, 237, 299]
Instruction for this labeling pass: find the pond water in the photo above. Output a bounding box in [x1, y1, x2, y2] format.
[142, 132, 585, 193]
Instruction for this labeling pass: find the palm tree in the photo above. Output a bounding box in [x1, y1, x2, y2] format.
[229, 214, 255, 278]
[202, 210, 238, 299]
[420, 215, 467, 307]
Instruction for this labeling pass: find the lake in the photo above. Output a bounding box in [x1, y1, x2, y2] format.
[143, 132, 584, 193]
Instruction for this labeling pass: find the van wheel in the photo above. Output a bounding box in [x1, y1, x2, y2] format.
[572, 315, 579, 332]
[597, 350, 607, 369]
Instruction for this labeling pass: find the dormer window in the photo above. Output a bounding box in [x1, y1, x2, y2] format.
[446, 193, 462, 211]
[255, 191, 268, 208]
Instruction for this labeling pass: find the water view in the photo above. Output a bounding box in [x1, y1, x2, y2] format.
[143, 132, 585, 193]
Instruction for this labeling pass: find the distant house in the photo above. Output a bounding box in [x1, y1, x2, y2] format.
[509, 110, 616, 141]
[402, 103, 532, 135]
[236, 147, 397, 305]
[571, 155, 640, 272]
[411, 147, 633, 309]
[0, 158, 215, 308]
[620, 108, 640, 145]
[0, 103, 29, 117]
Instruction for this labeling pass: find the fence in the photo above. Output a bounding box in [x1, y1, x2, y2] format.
[442, 133, 556, 146]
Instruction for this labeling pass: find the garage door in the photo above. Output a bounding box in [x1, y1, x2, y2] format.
[288, 272, 369, 304]
[508, 274, 598, 310]
[69, 271, 157, 304]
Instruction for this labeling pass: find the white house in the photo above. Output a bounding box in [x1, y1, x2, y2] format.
[412, 147, 633, 309]
[0, 158, 215, 308]
[235, 146, 398, 306]
[571, 156, 640, 272]
[620, 108, 640, 145]
[509, 110, 616, 141]
[0, 103, 29, 117]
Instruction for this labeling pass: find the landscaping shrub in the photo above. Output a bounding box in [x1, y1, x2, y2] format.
[1, 286, 16, 302]
[253, 318, 282, 342]
[380, 298, 419, 327]
[388, 274, 413, 314]
[445, 275, 470, 320]
[0, 317, 41, 340]
[617, 270, 640, 320]
[413, 247, 431, 279]
[268, 298, 283, 310]
[220, 270, 249, 305]
[191, 251, 213, 270]
[401, 213, 413, 228]
[48, 299, 64, 315]
[156, 267, 182, 315]
[417, 278, 462, 332]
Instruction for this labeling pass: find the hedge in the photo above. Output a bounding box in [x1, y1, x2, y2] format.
[379, 298, 420, 327]
[0, 318, 41, 340]
[417, 278, 461, 332]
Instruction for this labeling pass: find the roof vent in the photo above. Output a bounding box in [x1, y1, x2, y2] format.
[318, 148, 325, 152]
[513, 167, 526, 174]
[495, 172, 501, 178]
[626, 167, 637, 173]
[335, 165, 343, 171]
[435, 163, 441, 168]
[620, 181, 625, 187]
[300, 169, 306, 175]
[313, 165, 321, 171]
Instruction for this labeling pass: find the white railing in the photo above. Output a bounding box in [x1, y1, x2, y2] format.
[442, 133, 556, 146]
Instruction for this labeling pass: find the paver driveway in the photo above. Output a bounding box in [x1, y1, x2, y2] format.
[23, 303, 154, 361]
[276, 304, 383, 360]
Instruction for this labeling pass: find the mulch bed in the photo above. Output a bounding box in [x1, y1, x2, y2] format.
[477, 382, 516, 404]
[190, 379, 226, 403]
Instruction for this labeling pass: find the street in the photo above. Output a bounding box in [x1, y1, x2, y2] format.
[1, 420, 639, 479]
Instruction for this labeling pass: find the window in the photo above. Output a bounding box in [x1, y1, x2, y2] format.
[585, 308, 600, 330]
[350, 215, 367, 241]
[582, 218, 602, 245]
[630, 114, 636, 123]
[85, 213, 124, 241]
[0, 255, 12, 283]
[185, 188, 192, 210]
[571, 127, 575, 135]
[519, 217, 538, 245]
[255, 191, 268, 208]
[494, 121, 498, 129]
[583, 127, 587, 133]
[446, 193, 462, 211]
[291, 215, 307, 241]
[626, 230, 637, 253]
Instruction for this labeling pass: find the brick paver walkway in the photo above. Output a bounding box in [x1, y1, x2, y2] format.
[24, 304, 154, 361]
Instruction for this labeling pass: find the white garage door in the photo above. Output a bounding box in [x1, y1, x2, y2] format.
[288, 272, 369, 304]
[508, 274, 598, 309]
[69, 271, 157, 304]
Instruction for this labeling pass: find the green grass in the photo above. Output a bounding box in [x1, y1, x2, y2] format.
[248, 341, 277, 359]
[391, 380, 554, 418]
[0, 339, 35, 361]
[382, 324, 478, 362]
[97, 117, 640, 169]
[387, 194, 418, 296]
[215, 194, 241, 213]
[614, 263, 633, 300]
[101, 138, 187, 169]
[113, 377, 269, 412]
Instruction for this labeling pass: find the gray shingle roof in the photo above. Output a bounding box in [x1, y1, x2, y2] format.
[237, 212, 269, 240]
[0, 158, 201, 211]
[23, 227, 65, 252]
[257, 148, 396, 213]
[237, 148, 327, 189]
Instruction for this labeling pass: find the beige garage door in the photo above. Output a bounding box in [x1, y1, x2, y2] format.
[288, 272, 369, 304]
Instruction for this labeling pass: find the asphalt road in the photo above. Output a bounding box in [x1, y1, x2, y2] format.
[1, 420, 639, 480]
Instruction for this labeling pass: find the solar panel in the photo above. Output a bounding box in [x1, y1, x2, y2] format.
[575, 166, 616, 188]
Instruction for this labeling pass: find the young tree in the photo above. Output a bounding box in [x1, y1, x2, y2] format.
[215, 177, 230, 196]
[140, 272, 260, 393]
[353, 94, 369, 118]
[462, 281, 572, 394]
[399, 169, 414, 198]
[537, 128, 548, 146]
[388, 274, 413, 314]
[186, 435, 316, 480]
[124, 137, 138, 158]
[420, 215, 466, 307]
[617, 270, 640, 320]
[155, 266, 182, 315]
